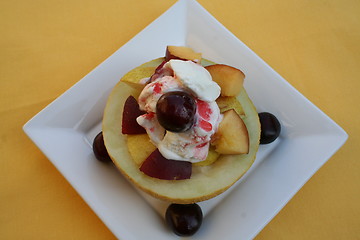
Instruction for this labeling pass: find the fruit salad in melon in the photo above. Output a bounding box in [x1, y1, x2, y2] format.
[102, 46, 261, 204]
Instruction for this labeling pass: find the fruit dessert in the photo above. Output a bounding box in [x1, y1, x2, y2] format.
[102, 45, 260, 201]
[93, 46, 281, 236]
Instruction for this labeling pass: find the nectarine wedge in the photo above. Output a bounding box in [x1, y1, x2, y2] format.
[205, 64, 245, 97]
[165, 46, 202, 63]
[120, 58, 164, 89]
[216, 96, 245, 116]
[127, 134, 156, 165]
[213, 109, 249, 154]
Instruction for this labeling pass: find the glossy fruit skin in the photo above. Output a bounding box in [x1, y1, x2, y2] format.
[165, 203, 203, 236]
[156, 91, 196, 132]
[122, 96, 146, 134]
[259, 112, 281, 144]
[140, 149, 192, 180]
[93, 132, 111, 162]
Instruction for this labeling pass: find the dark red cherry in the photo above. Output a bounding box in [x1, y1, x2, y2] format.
[156, 91, 196, 132]
[93, 132, 111, 162]
[259, 112, 281, 144]
[165, 203, 203, 236]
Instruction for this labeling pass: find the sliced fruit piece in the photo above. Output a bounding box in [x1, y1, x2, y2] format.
[122, 96, 146, 134]
[120, 66, 156, 89]
[213, 109, 249, 154]
[127, 135, 220, 167]
[127, 134, 157, 165]
[120, 57, 164, 89]
[140, 149, 192, 180]
[193, 147, 220, 166]
[216, 96, 245, 116]
[205, 64, 245, 97]
[150, 60, 168, 82]
[165, 46, 202, 63]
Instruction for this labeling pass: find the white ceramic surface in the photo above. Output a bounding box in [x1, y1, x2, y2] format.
[23, 0, 348, 239]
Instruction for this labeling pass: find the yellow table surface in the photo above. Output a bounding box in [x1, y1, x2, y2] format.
[1, 0, 359, 239]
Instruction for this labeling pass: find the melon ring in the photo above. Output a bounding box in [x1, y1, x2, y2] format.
[102, 57, 260, 204]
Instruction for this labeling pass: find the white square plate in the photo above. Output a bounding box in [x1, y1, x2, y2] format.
[23, 0, 348, 239]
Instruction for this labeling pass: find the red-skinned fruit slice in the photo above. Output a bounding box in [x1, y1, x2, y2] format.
[140, 149, 192, 180]
[122, 96, 147, 134]
[165, 46, 202, 62]
[150, 60, 174, 82]
[155, 60, 167, 73]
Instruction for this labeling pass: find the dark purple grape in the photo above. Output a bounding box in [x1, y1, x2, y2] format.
[93, 132, 111, 162]
[259, 112, 281, 144]
[156, 91, 196, 132]
[165, 203, 203, 236]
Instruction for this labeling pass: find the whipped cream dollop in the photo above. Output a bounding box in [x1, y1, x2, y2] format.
[165, 60, 220, 102]
[136, 60, 222, 163]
